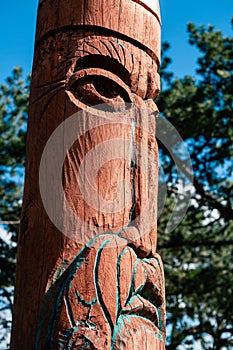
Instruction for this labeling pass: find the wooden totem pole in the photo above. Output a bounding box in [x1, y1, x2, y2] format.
[11, 0, 165, 349]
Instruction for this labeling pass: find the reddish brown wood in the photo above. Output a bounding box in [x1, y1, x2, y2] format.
[11, 1, 166, 349]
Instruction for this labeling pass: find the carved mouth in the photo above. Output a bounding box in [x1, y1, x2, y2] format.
[121, 294, 159, 325]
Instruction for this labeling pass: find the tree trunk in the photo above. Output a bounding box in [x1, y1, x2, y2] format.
[10, 1, 166, 349]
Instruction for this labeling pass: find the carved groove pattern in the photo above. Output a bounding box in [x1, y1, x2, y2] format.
[35, 235, 165, 349]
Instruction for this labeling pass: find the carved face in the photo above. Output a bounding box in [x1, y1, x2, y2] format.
[31, 30, 159, 246]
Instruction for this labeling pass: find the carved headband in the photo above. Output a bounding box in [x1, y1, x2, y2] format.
[36, 0, 161, 63]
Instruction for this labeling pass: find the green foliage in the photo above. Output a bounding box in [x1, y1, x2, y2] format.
[157, 20, 233, 349]
[0, 67, 30, 345]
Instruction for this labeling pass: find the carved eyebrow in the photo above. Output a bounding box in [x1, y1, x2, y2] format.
[74, 55, 131, 87]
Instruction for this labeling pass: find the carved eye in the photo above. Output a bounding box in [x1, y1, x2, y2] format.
[67, 68, 132, 112]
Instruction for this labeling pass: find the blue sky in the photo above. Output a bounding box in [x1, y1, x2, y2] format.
[0, 0, 232, 83]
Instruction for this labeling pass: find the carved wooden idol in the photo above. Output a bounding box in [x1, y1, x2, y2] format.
[11, 1, 166, 349]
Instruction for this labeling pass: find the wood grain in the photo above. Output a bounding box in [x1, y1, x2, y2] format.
[10, 0, 165, 349]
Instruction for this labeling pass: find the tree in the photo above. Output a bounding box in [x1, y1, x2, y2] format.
[0, 67, 30, 346]
[157, 20, 233, 349]
[0, 20, 233, 349]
